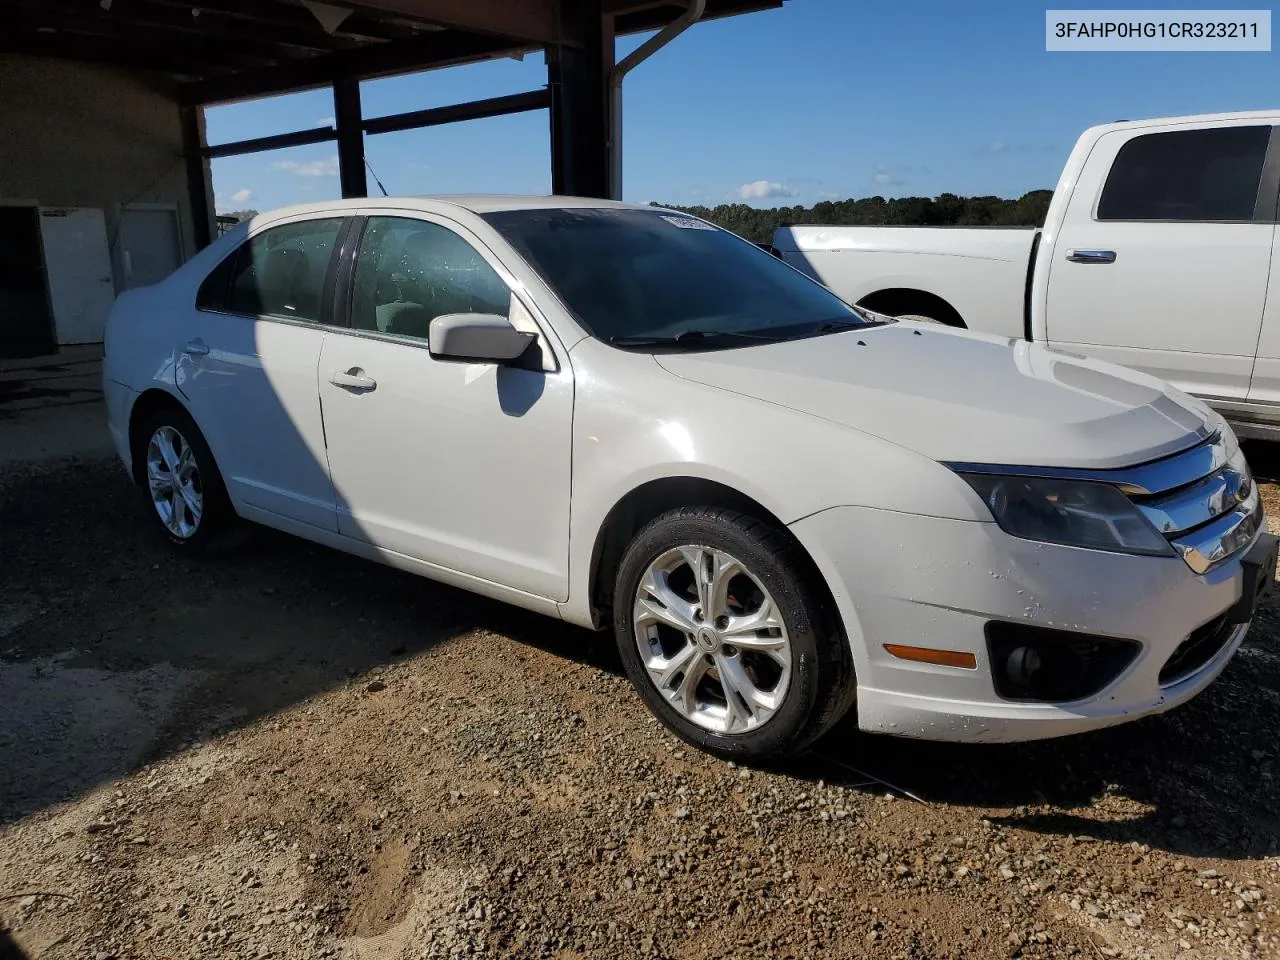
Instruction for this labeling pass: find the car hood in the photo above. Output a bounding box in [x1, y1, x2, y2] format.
[653, 323, 1212, 469]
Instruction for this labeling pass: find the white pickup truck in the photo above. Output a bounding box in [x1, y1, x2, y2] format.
[772, 111, 1280, 438]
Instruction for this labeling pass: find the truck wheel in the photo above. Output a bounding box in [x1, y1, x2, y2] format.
[857, 291, 965, 328]
[613, 506, 855, 762]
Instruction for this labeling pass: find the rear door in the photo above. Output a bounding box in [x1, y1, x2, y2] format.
[177, 216, 345, 531]
[1045, 122, 1278, 400]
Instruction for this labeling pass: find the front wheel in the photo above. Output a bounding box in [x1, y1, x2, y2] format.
[613, 507, 855, 762]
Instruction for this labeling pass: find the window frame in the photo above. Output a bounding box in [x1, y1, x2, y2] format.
[332, 211, 561, 372]
[193, 215, 355, 327]
[1092, 124, 1280, 225]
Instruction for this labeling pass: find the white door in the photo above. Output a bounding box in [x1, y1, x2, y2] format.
[119, 207, 183, 289]
[319, 214, 573, 600]
[39, 206, 116, 344]
[176, 217, 344, 531]
[1045, 123, 1275, 400]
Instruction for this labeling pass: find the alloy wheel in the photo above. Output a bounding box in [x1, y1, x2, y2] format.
[632, 545, 793, 734]
[145, 425, 203, 539]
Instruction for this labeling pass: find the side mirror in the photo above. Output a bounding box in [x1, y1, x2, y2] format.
[428, 313, 536, 364]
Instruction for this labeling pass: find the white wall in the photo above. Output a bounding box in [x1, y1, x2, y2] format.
[0, 54, 206, 300]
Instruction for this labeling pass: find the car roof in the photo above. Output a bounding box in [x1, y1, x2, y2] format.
[248, 195, 668, 225]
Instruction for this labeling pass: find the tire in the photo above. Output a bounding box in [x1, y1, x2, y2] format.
[135, 404, 236, 555]
[613, 506, 855, 763]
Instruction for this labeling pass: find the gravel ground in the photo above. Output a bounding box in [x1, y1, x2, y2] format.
[3, 438, 1280, 960]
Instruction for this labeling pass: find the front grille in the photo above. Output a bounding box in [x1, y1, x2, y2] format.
[1125, 434, 1261, 574]
[1158, 614, 1235, 686]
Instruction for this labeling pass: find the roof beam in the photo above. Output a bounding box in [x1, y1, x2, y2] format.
[0, 0, 358, 54]
[203, 125, 338, 158]
[199, 89, 550, 161]
[0, 26, 274, 74]
[340, 0, 564, 44]
[613, 0, 781, 33]
[0, 8, 332, 65]
[363, 88, 550, 135]
[180, 29, 525, 105]
[139, 0, 424, 43]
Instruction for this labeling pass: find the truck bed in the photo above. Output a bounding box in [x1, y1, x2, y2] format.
[772, 225, 1038, 340]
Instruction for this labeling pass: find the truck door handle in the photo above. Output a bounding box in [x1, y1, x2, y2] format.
[1066, 249, 1116, 264]
[329, 369, 377, 392]
[182, 340, 210, 356]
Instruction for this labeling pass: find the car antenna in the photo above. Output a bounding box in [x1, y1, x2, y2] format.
[364, 158, 390, 197]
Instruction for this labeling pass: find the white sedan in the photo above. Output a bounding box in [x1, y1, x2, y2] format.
[103, 196, 1275, 761]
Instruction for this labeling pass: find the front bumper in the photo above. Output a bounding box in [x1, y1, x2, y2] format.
[790, 505, 1271, 743]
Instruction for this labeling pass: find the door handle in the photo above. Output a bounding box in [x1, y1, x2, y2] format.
[329, 369, 377, 392]
[182, 340, 210, 356]
[1066, 249, 1117, 264]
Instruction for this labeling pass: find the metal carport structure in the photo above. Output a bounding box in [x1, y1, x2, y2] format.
[2, 0, 780, 250]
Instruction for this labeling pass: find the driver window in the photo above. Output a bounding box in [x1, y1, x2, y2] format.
[350, 216, 511, 343]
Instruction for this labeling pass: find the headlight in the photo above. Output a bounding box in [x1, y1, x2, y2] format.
[959, 473, 1172, 557]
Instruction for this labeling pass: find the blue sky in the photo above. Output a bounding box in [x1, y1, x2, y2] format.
[208, 0, 1280, 212]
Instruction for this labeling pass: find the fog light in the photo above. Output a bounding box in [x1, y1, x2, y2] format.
[1004, 645, 1043, 686]
[985, 622, 1139, 703]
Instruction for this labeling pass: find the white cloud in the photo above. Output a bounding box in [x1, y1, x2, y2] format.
[873, 171, 906, 188]
[976, 141, 1032, 158]
[273, 155, 339, 177]
[318, 116, 335, 127]
[817, 190, 841, 199]
[230, 188, 254, 204]
[732, 179, 795, 201]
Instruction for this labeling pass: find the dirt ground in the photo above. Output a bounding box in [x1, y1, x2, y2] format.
[3, 373, 1280, 959]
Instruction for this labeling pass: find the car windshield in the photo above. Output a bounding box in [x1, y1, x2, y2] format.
[482, 207, 879, 349]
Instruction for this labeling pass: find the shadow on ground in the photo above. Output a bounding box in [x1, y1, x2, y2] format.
[0, 455, 613, 827]
[2, 455, 1278, 862]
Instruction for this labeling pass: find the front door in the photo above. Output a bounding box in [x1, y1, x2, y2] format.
[1045, 123, 1276, 400]
[177, 216, 344, 531]
[319, 214, 573, 601]
[39, 206, 116, 345]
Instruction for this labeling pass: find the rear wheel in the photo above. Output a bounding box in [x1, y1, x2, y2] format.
[857, 291, 965, 328]
[136, 405, 235, 554]
[613, 506, 855, 762]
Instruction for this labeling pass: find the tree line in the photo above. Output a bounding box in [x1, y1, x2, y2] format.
[659, 190, 1054, 244]
[215, 191, 1056, 247]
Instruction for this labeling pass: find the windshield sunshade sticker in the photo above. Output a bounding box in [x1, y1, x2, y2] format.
[659, 215, 717, 231]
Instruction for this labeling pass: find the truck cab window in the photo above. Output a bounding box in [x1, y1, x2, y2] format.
[1098, 126, 1271, 222]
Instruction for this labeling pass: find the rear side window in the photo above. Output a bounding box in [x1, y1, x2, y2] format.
[199, 218, 343, 321]
[195, 253, 236, 311]
[1097, 126, 1271, 222]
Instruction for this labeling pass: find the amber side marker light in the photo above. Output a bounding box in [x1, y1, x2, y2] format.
[883, 644, 978, 670]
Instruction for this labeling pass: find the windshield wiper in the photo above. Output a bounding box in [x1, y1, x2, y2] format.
[809, 315, 889, 336]
[608, 329, 786, 348]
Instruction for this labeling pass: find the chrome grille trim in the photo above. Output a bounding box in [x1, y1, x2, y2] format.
[1170, 485, 1264, 575]
[1134, 452, 1253, 535]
